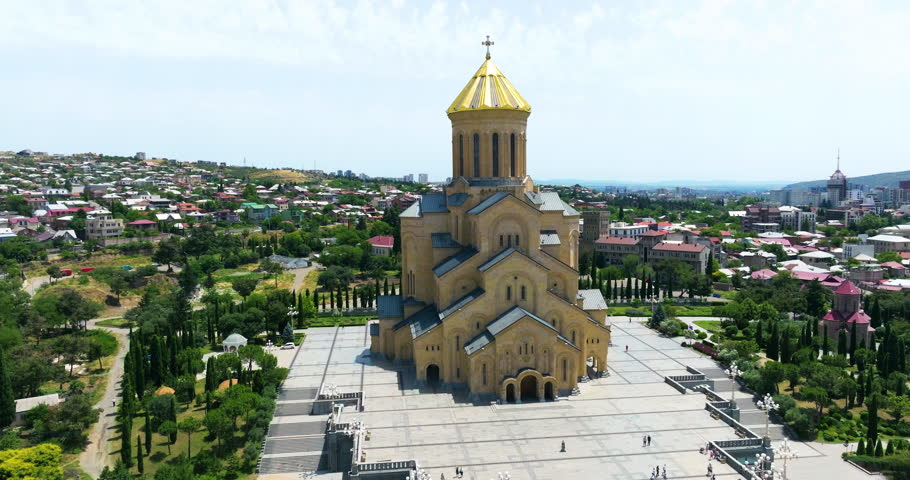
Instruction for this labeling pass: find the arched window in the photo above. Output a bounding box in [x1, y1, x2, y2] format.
[571, 330, 576, 344]
[515, 234, 519, 247]
[473, 133, 480, 176]
[521, 285, 526, 300]
[456, 335, 460, 349]
[482, 363, 487, 385]
[562, 358, 567, 381]
[458, 134, 464, 176]
[492, 133, 500, 176]
[506, 286, 512, 300]
[510, 133, 516, 176]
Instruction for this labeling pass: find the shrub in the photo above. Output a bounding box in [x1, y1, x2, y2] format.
[692, 342, 719, 359]
[784, 407, 817, 440]
[695, 330, 708, 340]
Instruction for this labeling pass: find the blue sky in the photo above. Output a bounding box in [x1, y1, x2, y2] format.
[2, 1, 909, 184]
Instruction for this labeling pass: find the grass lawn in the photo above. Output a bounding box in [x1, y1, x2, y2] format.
[608, 305, 716, 317]
[307, 314, 372, 327]
[712, 289, 738, 300]
[301, 270, 319, 293]
[96, 318, 136, 328]
[36, 276, 141, 317]
[61, 454, 93, 480]
[26, 253, 153, 277]
[692, 320, 723, 333]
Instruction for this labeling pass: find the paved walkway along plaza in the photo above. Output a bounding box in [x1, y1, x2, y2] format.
[260, 319, 877, 479]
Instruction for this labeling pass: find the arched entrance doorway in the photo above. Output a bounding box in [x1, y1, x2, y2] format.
[520, 376, 538, 402]
[505, 384, 516, 403]
[544, 381, 555, 401]
[426, 364, 440, 387]
[586, 356, 598, 379]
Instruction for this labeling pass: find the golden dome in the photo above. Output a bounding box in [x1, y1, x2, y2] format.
[447, 56, 531, 115]
[155, 386, 175, 396]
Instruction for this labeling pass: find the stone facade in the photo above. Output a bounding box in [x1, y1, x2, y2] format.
[370, 53, 610, 402]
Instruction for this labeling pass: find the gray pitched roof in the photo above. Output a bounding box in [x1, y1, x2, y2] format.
[392, 304, 440, 339]
[419, 193, 448, 213]
[477, 247, 517, 272]
[377, 295, 403, 318]
[467, 192, 511, 215]
[439, 288, 485, 320]
[477, 248, 549, 273]
[447, 193, 469, 206]
[399, 202, 421, 218]
[526, 191, 579, 216]
[540, 230, 561, 246]
[431, 232, 462, 248]
[577, 289, 608, 310]
[464, 306, 579, 355]
[432, 247, 478, 277]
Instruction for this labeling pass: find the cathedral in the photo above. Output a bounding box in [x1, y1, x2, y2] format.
[370, 42, 611, 402]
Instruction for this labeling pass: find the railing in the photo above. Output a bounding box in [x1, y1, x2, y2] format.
[351, 460, 417, 473]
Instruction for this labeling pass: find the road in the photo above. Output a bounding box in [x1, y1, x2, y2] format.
[288, 264, 316, 293]
[22, 275, 51, 296]
[79, 317, 131, 479]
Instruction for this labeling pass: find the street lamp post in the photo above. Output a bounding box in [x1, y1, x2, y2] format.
[749, 452, 775, 479]
[287, 305, 299, 329]
[725, 362, 742, 404]
[756, 393, 779, 439]
[775, 439, 798, 480]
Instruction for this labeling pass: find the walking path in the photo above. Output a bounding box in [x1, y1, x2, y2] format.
[79, 317, 131, 479]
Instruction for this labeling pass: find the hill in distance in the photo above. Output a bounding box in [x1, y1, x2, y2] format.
[783, 170, 910, 191]
[249, 169, 309, 184]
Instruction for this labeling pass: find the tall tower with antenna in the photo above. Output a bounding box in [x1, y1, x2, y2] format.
[827, 148, 848, 206]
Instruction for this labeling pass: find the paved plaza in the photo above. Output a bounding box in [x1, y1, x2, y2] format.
[260, 320, 874, 479]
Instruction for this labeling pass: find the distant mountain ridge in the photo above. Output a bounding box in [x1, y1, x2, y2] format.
[783, 170, 910, 191]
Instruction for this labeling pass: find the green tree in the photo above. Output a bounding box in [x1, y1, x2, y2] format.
[801, 386, 829, 420]
[136, 435, 144, 474]
[231, 277, 258, 303]
[152, 237, 181, 272]
[157, 420, 176, 454]
[0, 444, 64, 480]
[805, 279, 828, 318]
[177, 417, 202, 458]
[886, 393, 910, 423]
[0, 347, 15, 428]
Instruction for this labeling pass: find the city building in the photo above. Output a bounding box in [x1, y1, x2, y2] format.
[741, 205, 781, 232]
[649, 242, 710, 274]
[367, 235, 394, 256]
[866, 234, 910, 254]
[778, 206, 817, 233]
[371, 48, 610, 402]
[85, 209, 124, 243]
[827, 158, 848, 206]
[418, 173, 429, 184]
[579, 209, 609, 254]
[607, 222, 648, 238]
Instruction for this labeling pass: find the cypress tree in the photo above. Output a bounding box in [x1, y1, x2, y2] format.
[857, 371, 866, 406]
[383, 278, 389, 296]
[856, 438, 866, 456]
[605, 277, 612, 300]
[838, 329, 848, 357]
[205, 357, 216, 393]
[780, 328, 792, 364]
[136, 435, 144, 474]
[767, 323, 780, 361]
[867, 393, 880, 448]
[870, 297, 882, 329]
[755, 321, 764, 348]
[849, 320, 858, 365]
[886, 440, 895, 456]
[874, 439, 884, 457]
[121, 415, 133, 467]
[144, 412, 152, 455]
[822, 324, 830, 356]
[0, 347, 15, 428]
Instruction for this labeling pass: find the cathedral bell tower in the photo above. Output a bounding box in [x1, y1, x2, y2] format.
[447, 36, 531, 180]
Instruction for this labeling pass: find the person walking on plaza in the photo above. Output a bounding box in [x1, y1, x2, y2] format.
[626, 345, 629, 352]
[642, 435, 647, 447]
[647, 434, 651, 446]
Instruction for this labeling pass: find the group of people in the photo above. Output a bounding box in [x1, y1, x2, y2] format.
[642, 434, 653, 446]
[451, 466, 464, 478]
[649, 464, 667, 479]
